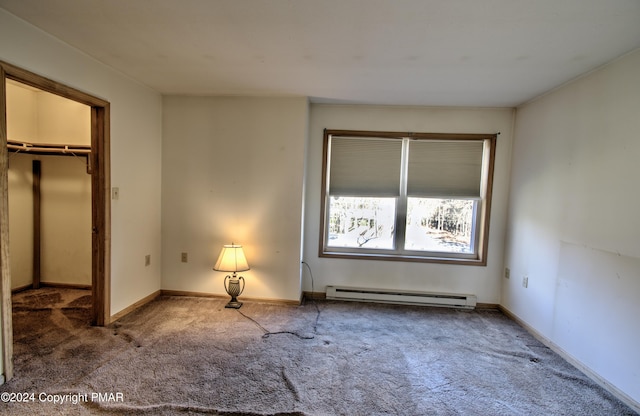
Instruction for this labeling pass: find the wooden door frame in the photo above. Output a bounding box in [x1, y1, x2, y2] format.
[0, 61, 110, 381]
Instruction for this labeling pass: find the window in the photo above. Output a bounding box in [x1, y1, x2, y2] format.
[320, 130, 497, 265]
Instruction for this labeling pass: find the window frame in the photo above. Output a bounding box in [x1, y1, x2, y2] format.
[319, 129, 497, 266]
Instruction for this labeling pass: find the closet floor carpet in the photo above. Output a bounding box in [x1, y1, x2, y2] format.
[1, 287, 636, 415]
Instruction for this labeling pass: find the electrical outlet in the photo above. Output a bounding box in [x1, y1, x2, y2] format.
[145, 254, 151, 267]
[522, 275, 528, 288]
[112, 187, 120, 200]
[181, 252, 188, 263]
[505, 267, 510, 279]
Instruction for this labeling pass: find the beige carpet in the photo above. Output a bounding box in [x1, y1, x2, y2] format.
[0, 287, 636, 415]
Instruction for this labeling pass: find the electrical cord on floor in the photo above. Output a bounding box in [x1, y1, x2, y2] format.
[302, 261, 321, 334]
[234, 261, 321, 340]
[236, 308, 315, 340]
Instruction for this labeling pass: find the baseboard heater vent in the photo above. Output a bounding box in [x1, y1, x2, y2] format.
[326, 286, 476, 309]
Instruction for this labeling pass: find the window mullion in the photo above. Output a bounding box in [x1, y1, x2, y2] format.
[395, 138, 410, 253]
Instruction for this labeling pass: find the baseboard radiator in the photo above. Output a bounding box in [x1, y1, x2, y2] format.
[326, 286, 477, 309]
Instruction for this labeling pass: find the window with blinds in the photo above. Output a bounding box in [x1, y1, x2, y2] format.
[320, 130, 497, 265]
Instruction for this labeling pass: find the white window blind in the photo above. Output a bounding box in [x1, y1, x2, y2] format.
[328, 136, 402, 196]
[407, 140, 484, 198]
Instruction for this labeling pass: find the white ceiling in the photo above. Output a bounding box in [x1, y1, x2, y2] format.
[2, 0, 640, 107]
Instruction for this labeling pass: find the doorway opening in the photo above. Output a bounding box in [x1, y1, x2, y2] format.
[1, 61, 110, 382]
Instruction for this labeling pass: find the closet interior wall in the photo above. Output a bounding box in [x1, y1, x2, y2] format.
[6, 80, 91, 291]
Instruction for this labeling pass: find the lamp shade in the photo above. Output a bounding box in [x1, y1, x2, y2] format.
[213, 244, 250, 272]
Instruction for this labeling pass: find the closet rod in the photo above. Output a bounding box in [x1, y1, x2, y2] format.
[8, 139, 93, 174]
[7, 139, 91, 155]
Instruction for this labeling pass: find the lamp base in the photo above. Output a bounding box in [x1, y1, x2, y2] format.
[223, 275, 245, 309]
[225, 301, 243, 309]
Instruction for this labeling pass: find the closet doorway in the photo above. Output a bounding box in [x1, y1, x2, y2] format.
[0, 62, 110, 381]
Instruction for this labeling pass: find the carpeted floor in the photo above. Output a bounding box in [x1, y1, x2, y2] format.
[0, 287, 637, 415]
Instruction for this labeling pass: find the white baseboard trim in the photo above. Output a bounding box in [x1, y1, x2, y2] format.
[499, 305, 640, 415]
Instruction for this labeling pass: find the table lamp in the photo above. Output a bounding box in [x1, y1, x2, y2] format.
[213, 243, 250, 308]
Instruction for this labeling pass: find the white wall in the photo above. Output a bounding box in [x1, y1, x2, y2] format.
[303, 105, 514, 303]
[162, 96, 308, 302]
[503, 49, 640, 405]
[6, 80, 91, 145]
[40, 156, 92, 285]
[35, 91, 91, 145]
[8, 154, 92, 288]
[7, 154, 33, 289]
[5, 80, 38, 141]
[0, 8, 163, 319]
